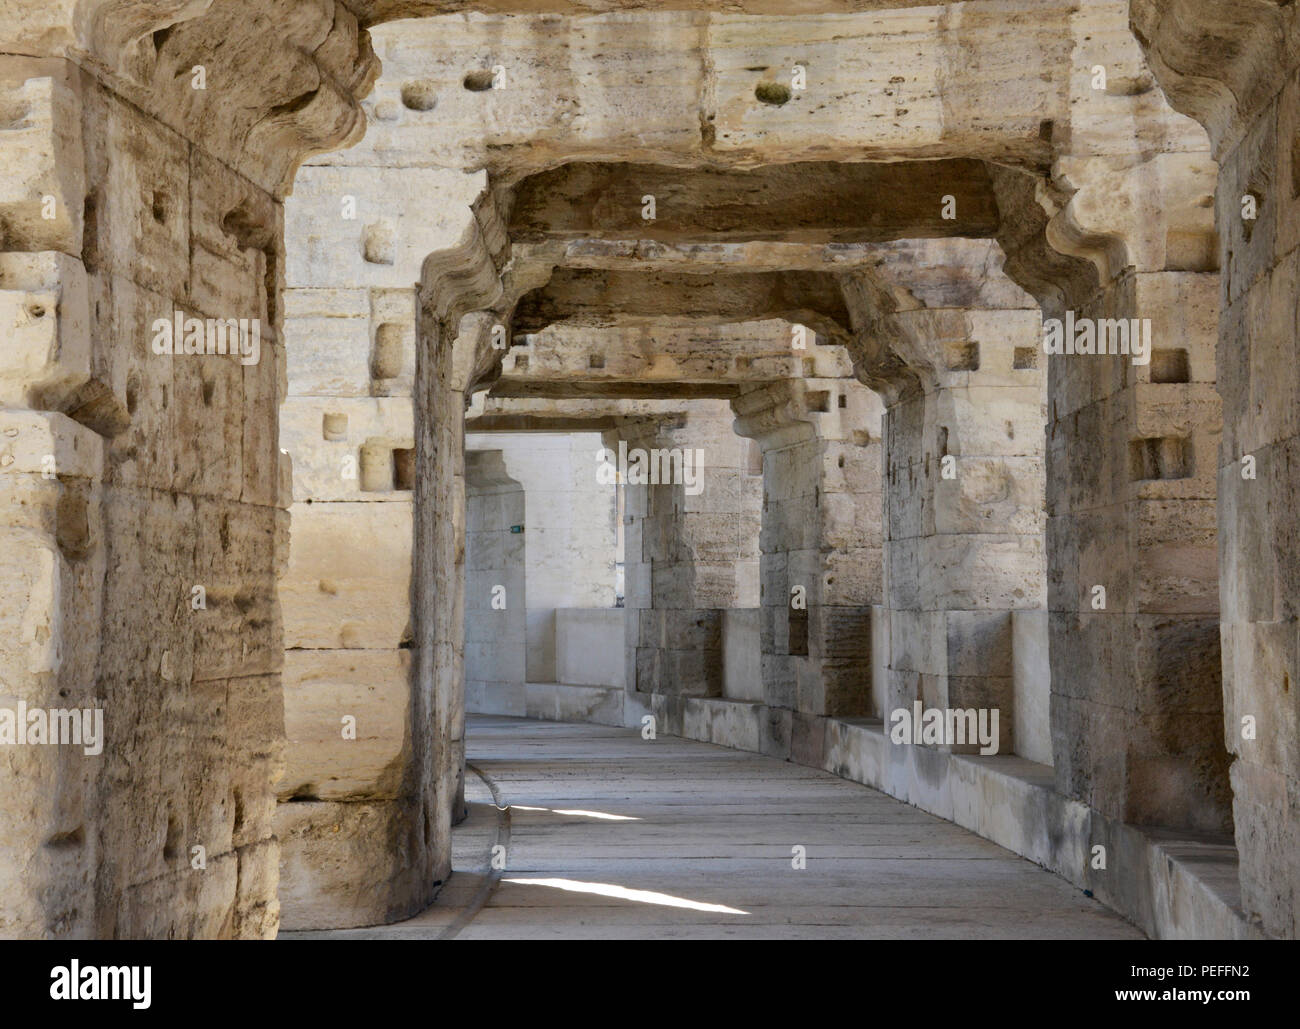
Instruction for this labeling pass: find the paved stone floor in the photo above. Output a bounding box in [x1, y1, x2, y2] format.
[289, 716, 1143, 940]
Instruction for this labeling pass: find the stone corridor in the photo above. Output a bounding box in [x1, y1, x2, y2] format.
[289, 716, 1141, 940]
[1, 0, 1299, 946]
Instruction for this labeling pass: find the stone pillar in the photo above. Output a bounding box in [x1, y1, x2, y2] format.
[873, 302, 1046, 761]
[1133, 0, 1300, 935]
[732, 376, 884, 763]
[1042, 152, 1230, 834]
[413, 201, 511, 903]
[0, 0, 376, 938]
[274, 165, 488, 929]
[612, 402, 761, 710]
[464, 449, 527, 716]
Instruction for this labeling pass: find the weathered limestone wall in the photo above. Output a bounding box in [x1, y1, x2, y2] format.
[732, 373, 884, 763]
[1133, 0, 1300, 936]
[614, 402, 761, 703]
[464, 449, 527, 715]
[0, 0, 375, 938]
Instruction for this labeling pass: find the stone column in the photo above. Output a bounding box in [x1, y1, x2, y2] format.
[869, 299, 1047, 762]
[732, 376, 884, 764]
[1041, 152, 1229, 834]
[413, 199, 511, 903]
[0, 2, 375, 938]
[274, 166, 488, 929]
[464, 450, 527, 717]
[611, 402, 762, 716]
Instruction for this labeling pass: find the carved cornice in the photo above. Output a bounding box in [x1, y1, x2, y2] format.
[75, 0, 378, 197]
[1130, 0, 1299, 158]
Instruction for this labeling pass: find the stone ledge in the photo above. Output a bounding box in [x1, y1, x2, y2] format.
[626, 693, 1262, 940]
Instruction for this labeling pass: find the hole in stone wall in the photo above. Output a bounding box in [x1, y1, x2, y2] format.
[1013, 346, 1039, 370]
[1129, 436, 1192, 480]
[264, 245, 280, 327]
[787, 605, 809, 656]
[371, 323, 405, 379]
[1292, 136, 1300, 199]
[938, 426, 950, 457]
[82, 192, 99, 272]
[201, 372, 216, 406]
[807, 390, 830, 413]
[945, 341, 980, 371]
[55, 482, 91, 559]
[55, 378, 130, 437]
[360, 443, 415, 492]
[837, 393, 847, 409]
[1150, 348, 1190, 383]
[756, 81, 792, 106]
[221, 202, 273, 251]
[363, 221, 396, 265]
[514, 354, 529, 371]
[400, 81, 438, 111]
[151, 191, 169, 224]
[322, 412, 348, 440]
[44, 826, 84, 850]
[393, 448, 415, 491]
[588, 354, 605, 369]
[163, 815, 181, 861]
[151, 24, 174, 56]
[463, 69, 495, 91]
[1105, 73, 1155, 96]
[232, 789, 245, 835]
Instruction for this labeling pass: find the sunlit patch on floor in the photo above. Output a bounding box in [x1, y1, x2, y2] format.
[503, 877, 749, 915]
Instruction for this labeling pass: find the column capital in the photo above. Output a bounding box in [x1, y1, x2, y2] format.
[841, 241, 1040, 403]
[1043, 153, 1218, 285]
[419, 186, 511, 327]
[731, 377, 879, 450]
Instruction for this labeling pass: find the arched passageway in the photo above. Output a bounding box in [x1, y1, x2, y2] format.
[0, 0, 1294, 945]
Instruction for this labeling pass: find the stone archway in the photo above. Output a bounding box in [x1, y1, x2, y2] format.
[0, 0, 1288, 942]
